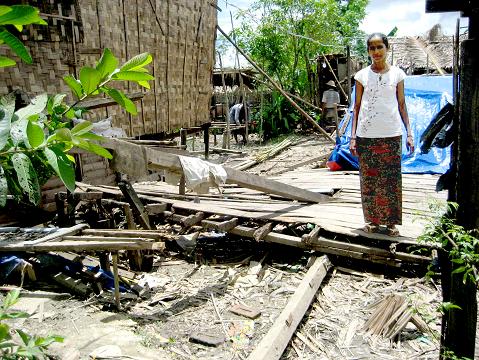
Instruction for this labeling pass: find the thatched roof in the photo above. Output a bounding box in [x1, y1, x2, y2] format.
[387, 24, 465, 74]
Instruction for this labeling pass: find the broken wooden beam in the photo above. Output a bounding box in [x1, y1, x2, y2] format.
[301, 225, 321, 245]
[248, 256, 331, 360]
[182, 212, 205, 227]
[201, 220, 430, 267]
[103, 139, 330, 203]
[117, 179, 152, 230]
[202, 218, 239, 232]
[253, 223, 273, 242]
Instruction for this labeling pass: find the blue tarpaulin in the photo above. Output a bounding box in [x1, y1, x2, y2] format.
[327, 75, 453, 174]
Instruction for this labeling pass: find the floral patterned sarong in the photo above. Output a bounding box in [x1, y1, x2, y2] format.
[357, 136, 402, 226]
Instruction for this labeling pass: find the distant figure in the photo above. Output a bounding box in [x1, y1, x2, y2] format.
[229, 103, 244, 125]
[321, 80, 340, 129]
[228, 102, 247, 144]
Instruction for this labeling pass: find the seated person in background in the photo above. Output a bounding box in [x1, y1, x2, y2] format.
[321, 80, 340, 130]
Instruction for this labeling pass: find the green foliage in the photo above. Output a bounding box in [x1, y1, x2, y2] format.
[235, 0, 367, 138]
[0, 47, 153, 206]
[0, 5, 46, 68]
[0, 289, 63, 359]
[441, 350, 473, 360]
[418, 201, 479, 285]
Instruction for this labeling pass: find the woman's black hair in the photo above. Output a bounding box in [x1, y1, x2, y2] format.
[367, 33, 389, 49]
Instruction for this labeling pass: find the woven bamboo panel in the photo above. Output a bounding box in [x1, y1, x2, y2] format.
[0, 0, 216, 136]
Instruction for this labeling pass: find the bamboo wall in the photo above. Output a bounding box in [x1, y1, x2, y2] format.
[0, 0, 217, 135]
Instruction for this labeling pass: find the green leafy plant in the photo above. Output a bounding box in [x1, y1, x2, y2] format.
[0, 289, 63, 359]
[0, 48, 153, 207]
[0, 5, 47, 68]
[419, 201, 479, 285]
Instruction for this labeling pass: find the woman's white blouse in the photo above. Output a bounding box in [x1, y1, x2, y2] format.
[354, 65, 406, 138]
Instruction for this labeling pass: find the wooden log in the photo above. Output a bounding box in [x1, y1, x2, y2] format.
[248, 256, 331, 360]
[62, 236, 154, 242]
[217, 26, 334, 144]
[143, 144, 329, 203]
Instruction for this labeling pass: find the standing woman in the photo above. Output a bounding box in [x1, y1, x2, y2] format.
[350, 33, 414, 236]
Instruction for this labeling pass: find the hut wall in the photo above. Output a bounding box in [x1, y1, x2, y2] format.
[0, 0, 216, 134]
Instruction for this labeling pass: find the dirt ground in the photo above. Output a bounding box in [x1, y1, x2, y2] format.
[1, 134, 447, 359]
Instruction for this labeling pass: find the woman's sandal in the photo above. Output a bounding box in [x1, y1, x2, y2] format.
[362, 223, 380, 233]
[386, 226, 400, 237]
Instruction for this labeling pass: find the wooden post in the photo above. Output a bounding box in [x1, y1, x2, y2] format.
[346, 45, 351, 106]
[217, 26, 334, 144]
[203, 123, 210, 159]
[217, 51, 231, 148]
[112, 252, 120, 310]
[179, 129, 187, 195]
[441, 30, 479, 359]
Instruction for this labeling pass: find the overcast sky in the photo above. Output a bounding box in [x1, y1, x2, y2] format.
[216, 0, 468, 66]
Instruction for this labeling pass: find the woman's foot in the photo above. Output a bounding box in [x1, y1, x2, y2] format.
[362, 223, 380, 233]
[386, 225, 399, 237]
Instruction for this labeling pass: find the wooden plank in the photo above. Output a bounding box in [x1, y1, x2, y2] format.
[0, 241, 164, 252]
[248, 256, 331, 360]
[81, 229, 164, 239]
[24, 224, 89, 245]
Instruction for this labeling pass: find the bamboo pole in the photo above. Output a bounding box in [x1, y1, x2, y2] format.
[217, 26, 334, 143]
[230, 12, 248, 144]
[217, 52, 231, 149]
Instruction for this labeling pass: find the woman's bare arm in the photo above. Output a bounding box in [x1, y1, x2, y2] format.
[397, 80, 414, 153]
[350, 81, 364, 156]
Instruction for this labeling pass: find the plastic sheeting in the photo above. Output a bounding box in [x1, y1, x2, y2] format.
[328, 75, 453, 174]
[178, 156, 227, 193]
